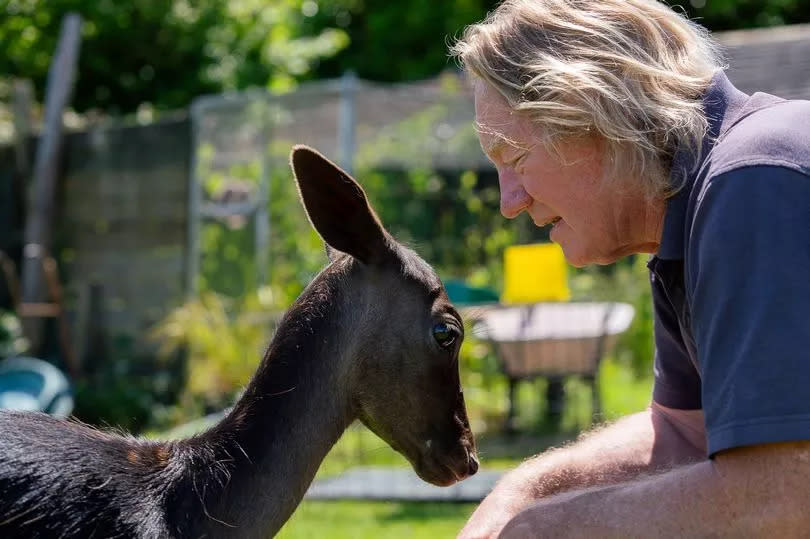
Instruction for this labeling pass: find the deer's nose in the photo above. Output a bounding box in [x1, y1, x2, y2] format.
[498, 170, 532, 218]
[467, 451, 479, 476]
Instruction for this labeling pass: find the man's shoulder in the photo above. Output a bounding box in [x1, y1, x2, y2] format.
[706, 97, 810, 179]
[685, 98, 810, 278]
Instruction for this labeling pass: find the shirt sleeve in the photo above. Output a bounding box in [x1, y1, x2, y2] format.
[687, 165, 810, 456]
[650, 263, 702, 410]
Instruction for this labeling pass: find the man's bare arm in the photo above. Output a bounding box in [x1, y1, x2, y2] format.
[500, 440, 810, 538]
[458, 403, 706, 539]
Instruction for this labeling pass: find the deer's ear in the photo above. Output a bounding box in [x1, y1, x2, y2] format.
[290, 145, 390, 265]
[325, 244, 342, 262]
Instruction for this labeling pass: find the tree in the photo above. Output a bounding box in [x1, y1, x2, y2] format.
[2, 0, 808, 114]
[667, 0, 810, 31]
[0, 0, 348, 114]
[305, 0, 810, 83]
[302, 0, 500, 82]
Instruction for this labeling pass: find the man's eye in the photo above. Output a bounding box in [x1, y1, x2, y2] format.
[432, 323, 457, 348]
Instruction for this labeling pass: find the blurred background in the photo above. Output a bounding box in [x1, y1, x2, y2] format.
[1, 1, 809, 536]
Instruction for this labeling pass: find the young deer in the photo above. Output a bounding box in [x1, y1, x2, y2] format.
[0, 146, 478, 538]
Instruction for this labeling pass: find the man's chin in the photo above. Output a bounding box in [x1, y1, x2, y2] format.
[557, 245, 618, 268]
[554, 243, 590, 268]
[554, 237, 632, 268]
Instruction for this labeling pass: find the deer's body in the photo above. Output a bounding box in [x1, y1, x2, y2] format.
[0, 147, 477, 538]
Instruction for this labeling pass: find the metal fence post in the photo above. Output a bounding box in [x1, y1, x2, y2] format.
[21, 13, 82, 353]
[256, 99, 271, 288]
[338, 71, 357, 174]
[186, 100, 202, 298]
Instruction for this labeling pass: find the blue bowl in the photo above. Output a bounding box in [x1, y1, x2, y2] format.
[0, 356, 74, 418]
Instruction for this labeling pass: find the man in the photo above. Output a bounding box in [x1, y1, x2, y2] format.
[450, 0, 810, 537]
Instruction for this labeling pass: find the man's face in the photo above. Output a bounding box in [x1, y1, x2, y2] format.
[474, 83, 660, 267]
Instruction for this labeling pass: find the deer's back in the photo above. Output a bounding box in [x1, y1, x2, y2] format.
[0, 411, 177, 538]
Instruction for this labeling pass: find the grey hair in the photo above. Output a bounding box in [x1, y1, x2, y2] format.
[450, 0, 725, 197]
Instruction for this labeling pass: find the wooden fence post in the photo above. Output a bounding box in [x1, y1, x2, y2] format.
[6, 79, 34, 258]
[12, 79, 34, 182]
[20, 13, 82, 354]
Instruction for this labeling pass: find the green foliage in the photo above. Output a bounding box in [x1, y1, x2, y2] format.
[2, 0, 809, 121]
[665, 0, 810, 31]
[0, 0, 348, 113]
[352, 74, 517, 287]
[356, 167, 510, 284]
[569, 256, 655, 378]
[72, 335, 184, 432]
[149, 287, 286, 423]
[0, 310, 27, 358]
[195, 139, 327, 301]
[300, 0, 500, 82]
[192, 73, 516, 300]
[73, 369, 157, 432]
[304, 0, 810, 82]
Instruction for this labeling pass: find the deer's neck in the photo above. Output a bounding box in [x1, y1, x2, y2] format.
[180, 271, 359, 537]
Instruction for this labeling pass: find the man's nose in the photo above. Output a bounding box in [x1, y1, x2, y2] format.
[498, 170, 532, 218]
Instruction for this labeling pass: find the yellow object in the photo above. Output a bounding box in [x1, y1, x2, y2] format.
[502, 243, 570, 304]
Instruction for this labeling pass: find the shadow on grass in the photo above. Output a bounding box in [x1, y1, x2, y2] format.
[377, 501, 478, 523]
[475, 429, 579, 467]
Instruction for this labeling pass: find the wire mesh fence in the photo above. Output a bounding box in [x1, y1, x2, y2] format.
[187, 71, 523, 301]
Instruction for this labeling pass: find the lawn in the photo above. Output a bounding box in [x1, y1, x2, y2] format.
[277, 501, 478, 539]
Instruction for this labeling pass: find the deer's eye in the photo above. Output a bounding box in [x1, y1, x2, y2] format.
[432, 323, 457, 348]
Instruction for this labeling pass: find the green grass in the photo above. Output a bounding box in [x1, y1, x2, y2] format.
[599, 356, 655, 421]
[277, 501, 478, 538]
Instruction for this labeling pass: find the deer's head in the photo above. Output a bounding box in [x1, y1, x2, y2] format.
[290, 146, 478, 486]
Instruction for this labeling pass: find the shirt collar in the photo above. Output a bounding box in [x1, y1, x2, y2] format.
[656, 71, 750, 260]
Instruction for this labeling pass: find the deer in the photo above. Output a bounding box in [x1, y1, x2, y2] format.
[0, 146, 478, 538]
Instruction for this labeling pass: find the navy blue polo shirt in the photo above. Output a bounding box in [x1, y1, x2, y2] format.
[650, 71, 810, 456]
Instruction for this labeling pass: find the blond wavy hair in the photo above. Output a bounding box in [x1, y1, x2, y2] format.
[450, 0, 725, 197]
